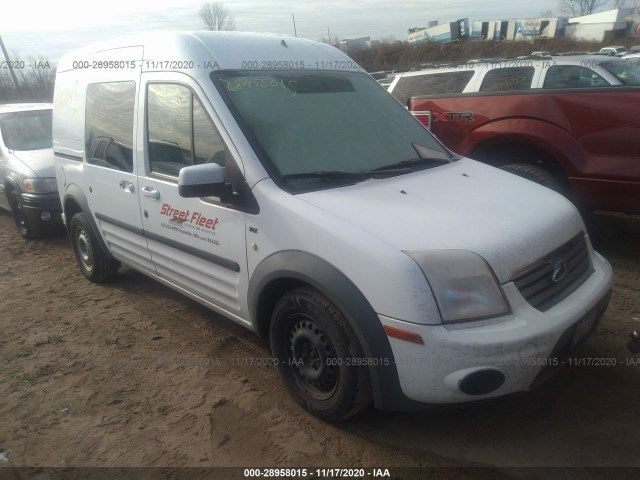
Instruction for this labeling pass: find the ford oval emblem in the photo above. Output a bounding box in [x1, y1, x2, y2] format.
[551, 260, 569, 283]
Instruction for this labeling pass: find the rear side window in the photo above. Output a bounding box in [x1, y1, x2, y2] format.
[543, 65, 608, 88]
[391, 71, 474, 105]
[602, 58, 640, 85]
[147, 83, 225, 177]
[479, 67, 535, 92]
[85, 82, 136, 172]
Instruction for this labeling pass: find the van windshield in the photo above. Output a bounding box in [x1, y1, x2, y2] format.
[212, 71, 452, 191]
[0, 109, 52, 150]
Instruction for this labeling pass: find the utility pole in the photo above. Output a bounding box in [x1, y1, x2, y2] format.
[292, 13, 297, 37]
[327, 27, 331, 45]
[0, 35, 21, 96]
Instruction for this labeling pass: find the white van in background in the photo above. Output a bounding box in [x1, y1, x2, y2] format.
[53, 32, 612, 421]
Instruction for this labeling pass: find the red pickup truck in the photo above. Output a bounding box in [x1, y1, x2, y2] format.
[391, 56, 640, 213]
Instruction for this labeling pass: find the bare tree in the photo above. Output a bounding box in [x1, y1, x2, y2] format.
[613, 0, 640, 14]
[0, 52, 55, 101]
[199, 2, 235, 31]
[379, 35, 398, 44]
[558, 0, 609, 16]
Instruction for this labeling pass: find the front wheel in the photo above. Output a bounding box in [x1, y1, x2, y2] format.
[10, 191, 41, 239]
[69, 212, 120, 283]
[270, 287, 372, 422]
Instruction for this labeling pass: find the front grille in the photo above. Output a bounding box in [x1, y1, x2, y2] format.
[512, 233, 593, 311]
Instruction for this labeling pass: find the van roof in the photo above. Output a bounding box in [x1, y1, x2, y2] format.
[57, 31, 363, 73]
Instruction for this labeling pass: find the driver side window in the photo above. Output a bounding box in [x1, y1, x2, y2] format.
[147, 83, 225, 177]
[194, 95, 225, 167]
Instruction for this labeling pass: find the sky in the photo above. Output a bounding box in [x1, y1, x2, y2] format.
[1, 0, 568, 63]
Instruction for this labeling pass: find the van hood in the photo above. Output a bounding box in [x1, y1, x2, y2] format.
[297, 158, 585, 284]
[11, 148, 55, 177]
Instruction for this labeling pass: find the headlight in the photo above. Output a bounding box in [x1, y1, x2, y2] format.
[405, 250, 509, 323]
[23, 178, 58, 194]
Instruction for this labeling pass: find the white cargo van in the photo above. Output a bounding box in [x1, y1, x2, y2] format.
[53, 32, 612, 421]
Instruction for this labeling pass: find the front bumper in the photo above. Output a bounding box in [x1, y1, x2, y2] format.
[19, 191, 63, 227]
[381, 251, 613, 404]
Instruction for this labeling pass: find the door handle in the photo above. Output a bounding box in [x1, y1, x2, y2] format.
[119, 180, 135, 194]
[141, 186, 160, 200]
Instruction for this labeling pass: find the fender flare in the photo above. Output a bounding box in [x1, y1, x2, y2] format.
[464, 118, 585, 176]
[248, 250, 425, 411]
[62, 184, 111, 254]
[3, 174, 23, 199]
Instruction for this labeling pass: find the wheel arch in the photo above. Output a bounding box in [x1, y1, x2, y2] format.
[469, 139, 572, 192]
[4, 175, 22, 200]
[62, 184, 110, 253]
[463, 117, 585, 179]
[471, 140, 556, 166]
[248, 251, 376, 343]
[248, 250, 424, 411]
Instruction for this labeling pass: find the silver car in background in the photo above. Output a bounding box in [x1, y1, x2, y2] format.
[0, 103, 61, 238]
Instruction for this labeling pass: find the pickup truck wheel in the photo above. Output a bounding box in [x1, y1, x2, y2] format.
[10, 191, 41, 239]
[69, 212, 120, 283]
[270, 287, 372, 422]
[499, 163, 563, 192]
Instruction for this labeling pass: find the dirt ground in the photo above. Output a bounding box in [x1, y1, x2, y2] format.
[0, 208, 639, 475]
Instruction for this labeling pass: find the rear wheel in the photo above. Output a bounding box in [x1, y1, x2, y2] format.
[69, 212, 120, 282]
[270, 287, 372, 422]
[10, 191, 41, 239]
[499, 163, 563, 193]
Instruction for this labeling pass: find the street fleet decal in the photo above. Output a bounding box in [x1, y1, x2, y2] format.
[159, 203, 220, 247]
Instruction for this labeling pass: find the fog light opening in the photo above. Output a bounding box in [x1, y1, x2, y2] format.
[41, 211, 52, 222]
[459, 369, 505, 396]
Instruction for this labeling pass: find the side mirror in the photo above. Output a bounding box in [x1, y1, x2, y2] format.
[178, 163, 225, 198]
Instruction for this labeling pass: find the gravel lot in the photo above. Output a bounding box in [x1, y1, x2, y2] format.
[0, 208, 639, 476]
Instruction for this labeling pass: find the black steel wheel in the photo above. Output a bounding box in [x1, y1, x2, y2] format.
[270, 287, 372, 422]
[288, 314, 340, 400]
[69, 212, 119, 283]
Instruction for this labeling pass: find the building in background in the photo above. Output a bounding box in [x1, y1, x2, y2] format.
[471, 17, 568, 41]
[564, 9, 631, 42]
[374, 8, 638, 50]
[337, 36, 371, 55]
[407, 19, 469, 45]
[471, 19, 508, 41]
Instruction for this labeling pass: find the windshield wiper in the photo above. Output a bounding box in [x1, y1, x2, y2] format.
[282, 169, 411, 182]
[281, 170, 368, 180]
[368, 157, 449, 173]
[368, 143, 454, 173]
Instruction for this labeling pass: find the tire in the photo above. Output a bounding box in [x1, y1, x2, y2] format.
[69, 212, 120, 283]
[270, 287, 372, 422]
[499, 163, 563, 192]
[10, 191, 41, 239]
